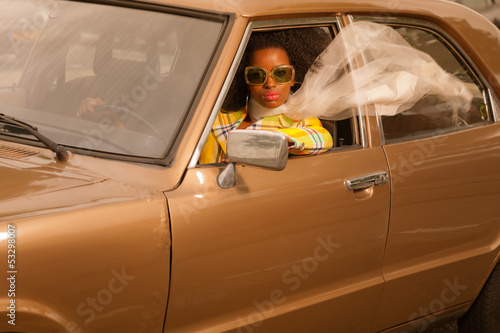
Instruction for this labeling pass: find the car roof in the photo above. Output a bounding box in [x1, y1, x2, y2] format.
[153, 0, 473, 18]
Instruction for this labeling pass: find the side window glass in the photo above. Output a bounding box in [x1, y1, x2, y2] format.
[381, 25, 489, 142]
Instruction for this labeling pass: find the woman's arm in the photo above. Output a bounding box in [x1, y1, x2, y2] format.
[275, 118, 333, 155]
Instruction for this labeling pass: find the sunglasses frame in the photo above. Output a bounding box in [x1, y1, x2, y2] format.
[244, 65, 295, 86]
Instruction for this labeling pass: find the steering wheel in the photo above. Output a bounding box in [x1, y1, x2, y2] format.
[94, 105, 165, 141]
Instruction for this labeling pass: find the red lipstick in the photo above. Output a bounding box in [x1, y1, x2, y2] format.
[263, 91, 280, 101]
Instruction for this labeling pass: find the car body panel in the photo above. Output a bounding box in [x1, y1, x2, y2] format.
[0, 148, 172, 332]
[375, 123, 500, 330]
[448, 0, 500, 28]
[165, 145, 390, 332]
[0, 177, 171, 332]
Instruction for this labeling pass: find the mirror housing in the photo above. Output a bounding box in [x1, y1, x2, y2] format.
[227, 130, 288, 171]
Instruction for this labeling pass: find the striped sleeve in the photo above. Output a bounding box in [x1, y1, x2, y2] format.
[275, 118, 333, 155]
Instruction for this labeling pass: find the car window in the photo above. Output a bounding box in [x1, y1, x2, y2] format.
[290, 25, 361, 150]
[197, 23, 361, 165]
[0, 0, 225, 159]
[377, 25, 490, 142]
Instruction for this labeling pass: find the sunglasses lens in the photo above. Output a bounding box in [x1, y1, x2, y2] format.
[246, 68, 267, 85]
[245, 66, 294, 85]
[273, 67, 294, 84]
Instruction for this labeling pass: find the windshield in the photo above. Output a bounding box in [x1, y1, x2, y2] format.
[0, 0, 223, 159]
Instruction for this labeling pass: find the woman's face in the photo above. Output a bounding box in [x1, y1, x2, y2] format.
[248, 47, 293, 109]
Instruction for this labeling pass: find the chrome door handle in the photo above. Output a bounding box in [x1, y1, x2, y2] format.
[345, 172, 389, 191]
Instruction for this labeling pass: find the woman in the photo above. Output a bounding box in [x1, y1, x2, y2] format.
[200, 28, 334, 164]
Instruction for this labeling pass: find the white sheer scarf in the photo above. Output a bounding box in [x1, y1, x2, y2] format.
[248, 95, 287, 121]
[282, 21, 473, 121]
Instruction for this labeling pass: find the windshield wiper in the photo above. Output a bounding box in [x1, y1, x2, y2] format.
[0, 113, 69, 161]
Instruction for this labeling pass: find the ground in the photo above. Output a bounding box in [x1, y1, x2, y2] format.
[425, 321, 457, 333]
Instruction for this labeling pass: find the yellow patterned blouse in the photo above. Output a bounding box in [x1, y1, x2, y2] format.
[200, 108, 333, 164]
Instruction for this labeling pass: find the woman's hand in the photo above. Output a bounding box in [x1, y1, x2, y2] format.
[77, 97, 106, 120]
[76, 97, 124, 128]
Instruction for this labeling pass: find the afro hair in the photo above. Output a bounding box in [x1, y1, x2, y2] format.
[221, 27, 332, 111]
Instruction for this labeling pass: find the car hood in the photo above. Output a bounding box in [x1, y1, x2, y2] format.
[0, 157, 104, 201]
[0, 154, 106, 219]
[0, 150, 171, 221]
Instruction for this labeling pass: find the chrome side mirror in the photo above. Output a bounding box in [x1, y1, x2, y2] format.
[217, 130, 289, 189]
[227, 130, 288, 170]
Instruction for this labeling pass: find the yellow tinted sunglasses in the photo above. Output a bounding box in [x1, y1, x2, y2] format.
[244, 65, 295, 85]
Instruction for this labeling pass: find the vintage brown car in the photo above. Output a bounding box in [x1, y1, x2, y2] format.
[0, 0, 500, 332]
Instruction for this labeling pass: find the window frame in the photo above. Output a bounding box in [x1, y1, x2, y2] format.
[351, 15, 498, 145]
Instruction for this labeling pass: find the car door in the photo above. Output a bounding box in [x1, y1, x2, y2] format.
[352, 17, 500, 331]
[163, 18, 391, 333]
